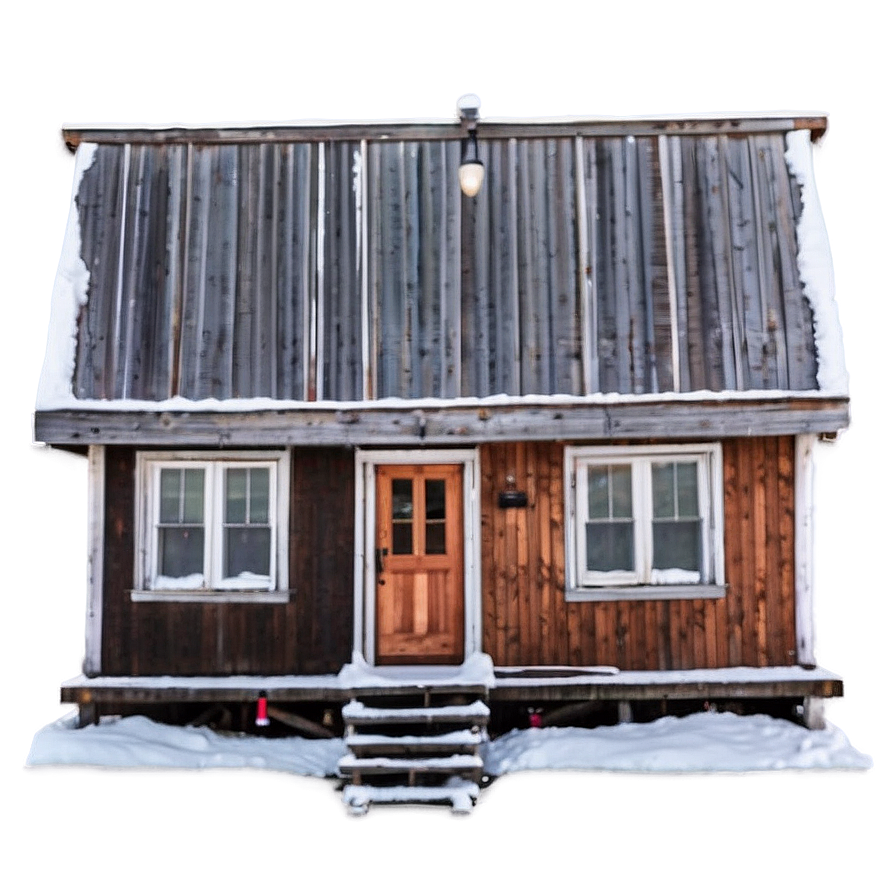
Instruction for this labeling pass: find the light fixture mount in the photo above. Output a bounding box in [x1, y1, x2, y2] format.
[457, 94, 484, 197]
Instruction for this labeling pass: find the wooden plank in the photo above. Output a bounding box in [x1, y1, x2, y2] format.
[777, 436, 798, 663]
[537, 443, 557, 664]
[101, 447, 137, 675]
[754, 436, 770, 666]
[514, 445, 533, 665]
[34, 396, 851, 448]
[722, 439, 741, 667]
[548, 443, 568, 665]
[479, 445, 498, 660]
[62, 116, 827, 152]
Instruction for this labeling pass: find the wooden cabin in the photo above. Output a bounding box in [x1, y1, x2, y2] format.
[35, 106, 849, 807]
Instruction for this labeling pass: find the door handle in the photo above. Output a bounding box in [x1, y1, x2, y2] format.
[375, 547, 389, 576]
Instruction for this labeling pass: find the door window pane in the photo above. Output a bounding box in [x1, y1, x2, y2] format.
[425, 479, 446, 554]
[392, 479, 413, 554]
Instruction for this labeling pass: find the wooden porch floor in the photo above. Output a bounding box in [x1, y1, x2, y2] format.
[62, 664, 842, 710]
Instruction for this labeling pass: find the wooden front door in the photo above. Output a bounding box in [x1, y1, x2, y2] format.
[374, 464, 465, 664]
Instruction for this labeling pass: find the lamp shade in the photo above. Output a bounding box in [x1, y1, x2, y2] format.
[459, 160, 484, 197]
[458, 120, 484, 198]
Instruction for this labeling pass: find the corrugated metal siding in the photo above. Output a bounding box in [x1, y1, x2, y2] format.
[68, 130, 818, 403]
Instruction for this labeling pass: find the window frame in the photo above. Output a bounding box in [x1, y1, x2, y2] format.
[564, 444, 726, 602]
[132, 450, 290, 603]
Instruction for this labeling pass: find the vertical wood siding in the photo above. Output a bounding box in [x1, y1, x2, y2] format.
[370, 141, 462, 399]
[68, 132, 820, 404]
[480, 437, 797, 670]
[99, 446, 354, 675]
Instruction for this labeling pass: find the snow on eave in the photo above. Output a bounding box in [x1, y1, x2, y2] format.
[786, 130, 849, 395]
[35, 387, 849, 415]
[35, 143, 97, 410]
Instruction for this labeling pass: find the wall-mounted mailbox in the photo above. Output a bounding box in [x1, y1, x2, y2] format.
[498, 490, 528, 508]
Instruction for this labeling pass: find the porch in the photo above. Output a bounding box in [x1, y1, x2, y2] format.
[61, 662, 843, 731]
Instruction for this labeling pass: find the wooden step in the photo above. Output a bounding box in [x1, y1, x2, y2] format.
[342, 699, 490, 728]
[338, 753, 483, 777]
[345, 729, 485, 757]
[343, 781, 480, 815]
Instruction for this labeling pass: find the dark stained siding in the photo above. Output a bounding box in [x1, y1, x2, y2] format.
[480, 437, 797, 670]
[98, 446, 354, 675]
[100, 446, 137, 672]
[289, 447, 355, 673]
[66, 131, 821, 406]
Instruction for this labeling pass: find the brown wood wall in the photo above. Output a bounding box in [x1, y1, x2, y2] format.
[480, 437, 797, 670]
[99, 446, 354, 676]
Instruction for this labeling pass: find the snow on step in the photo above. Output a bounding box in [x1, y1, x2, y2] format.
[346, 729, 485, 752]
[343, 780, 480, 814]
[342, 699, 490, 726]
[338, 753, 483, 775]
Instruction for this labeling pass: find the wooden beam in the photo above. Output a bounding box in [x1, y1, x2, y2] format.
[35, 396, 850, 448]
[84, 446, 104, 675]
[62, 115, 827, 152]
[795, 434, 816, 665]
[490, 677, 843, 702]
[266, 705, 335, 738]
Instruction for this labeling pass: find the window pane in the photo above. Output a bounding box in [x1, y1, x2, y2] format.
[159, 469, 181, 523]
[677, 462, 699, 517]
[426, 523, 446, 554]
[425, 479, 445, 521]
[183, 470, 205, 523]
[392, 522, 413, 555]
[585, 521, 634, 572]
[392, 479, 413, 520]
[159, 526, 204, 578]
[225, 469, 248, 524]
[653, 520, 701, 573]
[587, 466, 609, 519]
[225, 527, 271, 579]
[611, 465, 632, 518]
[249, 469, 270, 523]
[652, 463, 675, 519]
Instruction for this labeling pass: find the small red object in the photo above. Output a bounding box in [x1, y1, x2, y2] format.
[528, 710, 543, 728]
[256, 693, 270, 727]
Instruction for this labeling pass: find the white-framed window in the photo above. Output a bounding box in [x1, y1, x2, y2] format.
[133, 451, 290, 603]
[565, 444, 725, 601]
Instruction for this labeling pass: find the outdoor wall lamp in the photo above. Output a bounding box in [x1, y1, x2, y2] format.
[457, 94, 484, 197]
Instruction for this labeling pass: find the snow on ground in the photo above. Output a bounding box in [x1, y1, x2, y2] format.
[26, 714, 345, 776]
[26, 710, 871, 777]
[481, 712, 871, 775]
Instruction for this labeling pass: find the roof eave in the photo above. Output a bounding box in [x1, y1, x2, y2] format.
[34, 393, 850, 449]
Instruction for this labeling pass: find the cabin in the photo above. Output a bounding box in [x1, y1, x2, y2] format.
[35, 100, 849, 810]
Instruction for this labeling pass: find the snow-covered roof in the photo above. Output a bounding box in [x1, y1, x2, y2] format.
[36, 114, 848, 436]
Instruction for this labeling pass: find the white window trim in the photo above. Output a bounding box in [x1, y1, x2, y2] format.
[132, 450, 290, 603]
[564, 444, 726, 602]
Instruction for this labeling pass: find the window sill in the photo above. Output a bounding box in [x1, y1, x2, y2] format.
[565, 584, 727, 603]
[130, 590, 291, 604]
